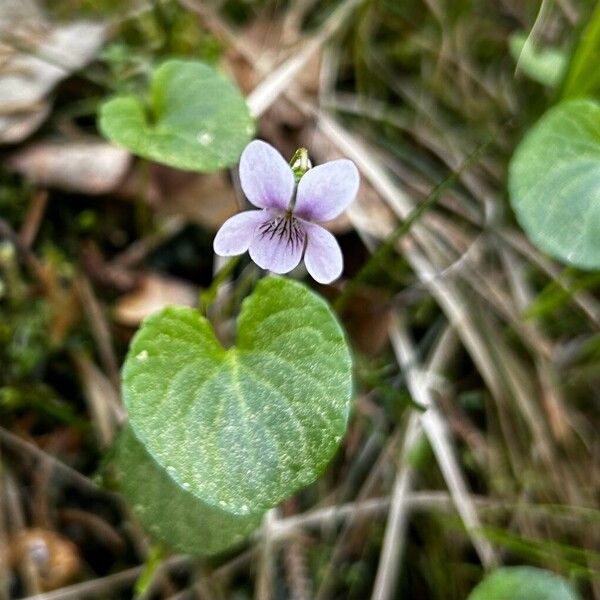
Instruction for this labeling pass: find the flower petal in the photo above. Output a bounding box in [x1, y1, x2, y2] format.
[249, 216, 305, 274]
[294, 159, 359, 222]
[213, 210, 268, 256]
[239, 140, 295, 211]
[303, 222, 343, 284]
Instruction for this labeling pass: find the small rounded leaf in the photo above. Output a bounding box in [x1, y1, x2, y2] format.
[122, 276, 352, 514]
[98, 59, 255, 172]
[509, 32, 567, 87]
[509, 99, 600, 269]
[115, 427, 261, 556]
[468, 567, 581, 600]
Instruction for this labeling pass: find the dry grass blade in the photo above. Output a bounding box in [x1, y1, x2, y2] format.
[246, 0, 363, 118]
[499, 228, 600, 328]
[499, 245, 573, 444]
[389, 314, 498, 569]
[271, 492, 460, 540]
[72, 353, 124, 447]
[255, 508, 278, 600]
[75, 274, 121, 390]
[370, 413, 420, 600]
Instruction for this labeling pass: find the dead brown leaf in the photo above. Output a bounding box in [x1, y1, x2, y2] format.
[342, 288, 394, 356]
[113, 272, 198, 326]
[7, 140, 131, 194]
[118, 164, 240, 231]
[154, 167, 240, 231]
[0, 1, 106, 143]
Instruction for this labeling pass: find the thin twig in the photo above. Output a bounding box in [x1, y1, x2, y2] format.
[18, 555, 191, 600]
[19, 190, 48, 249]
[0, 427, 115, 497]
[0, 217, 50, 293]
[75, 274, 121, 390]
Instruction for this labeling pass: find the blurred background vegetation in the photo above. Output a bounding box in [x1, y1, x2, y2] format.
[0, 0, 599, 598]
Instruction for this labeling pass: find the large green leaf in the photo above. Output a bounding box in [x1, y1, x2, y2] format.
[115, 427, 261, 556]
[122, 276, 352, 515]
[508, 98, 600, 269]
[468, 567, 581, 600]
[98, 59, 254, 172]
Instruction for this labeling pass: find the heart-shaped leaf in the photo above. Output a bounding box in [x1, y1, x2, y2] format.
[122, 276, 352, 514]
[468, 567, 581, 600]
[98, 59, 254, 172]
[115, 427, 261, 556]
[509, 99, 600, 269]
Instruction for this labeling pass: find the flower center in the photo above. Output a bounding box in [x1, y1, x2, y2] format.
[257, 213, 305, 250]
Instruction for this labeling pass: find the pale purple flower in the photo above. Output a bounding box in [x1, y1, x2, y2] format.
[213, 140, 359, 284]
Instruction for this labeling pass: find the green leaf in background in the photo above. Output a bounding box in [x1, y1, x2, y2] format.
[561, 2, 600, 99]
[98, 59, 254, 171]
[467, 567, 581, 600]
[509, 32, 567, 88]
[115, 427, 261, 556]
[508, 98, 600, 269]
[122, 276, 352, 514]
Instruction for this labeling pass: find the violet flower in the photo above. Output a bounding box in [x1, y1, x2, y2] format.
[213, 140, 359, 284]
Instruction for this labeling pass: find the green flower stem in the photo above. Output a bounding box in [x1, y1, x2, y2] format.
[199, 255, 241, 314]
